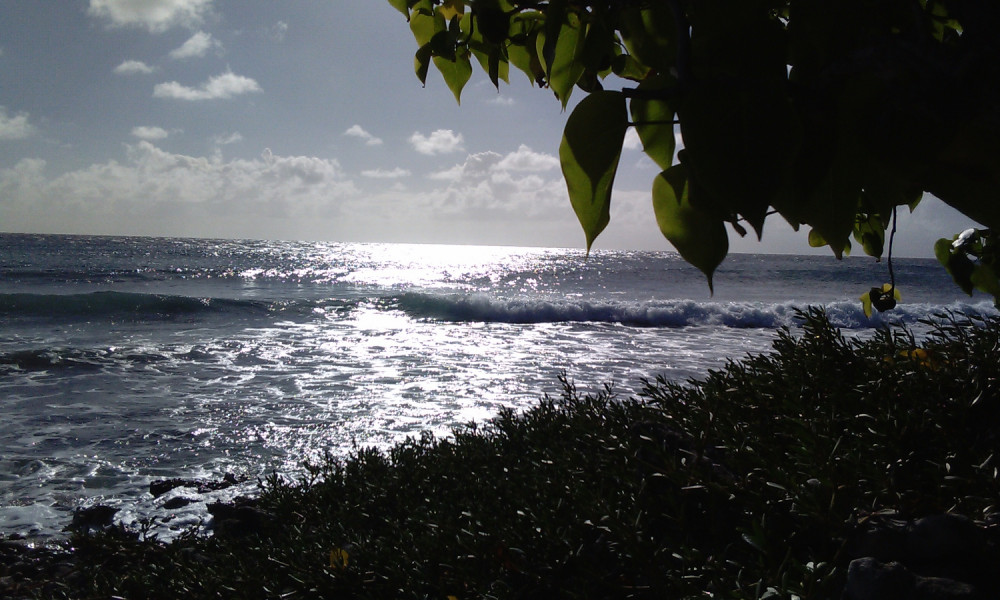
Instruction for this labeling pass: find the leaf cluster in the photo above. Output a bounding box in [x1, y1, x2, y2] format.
[16, 311, 1000, 598]
[389, 0, 1000, 300]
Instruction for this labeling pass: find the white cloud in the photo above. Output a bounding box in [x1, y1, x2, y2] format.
[495, 144, 560, 172]
[344, 125, 382, 146]
[419, 147, 566, 217]
[88, 0, 213, 32]
[131, 126, 169, 140]
[268, 21, 289, 42]
[168, 31, 221, 59]
[361, 167, 411, 179]
[0, 106, 35, 140]
[212, 132, 243, 145]
[488, 96, 515, 106]
[113, 59, 156, 75]
[430, 145, 557, 182]
[622, 128, 641, 151]
[0, 143, 359, 236]
[409, 129, 464, 155]
[153, 71, 261, 100]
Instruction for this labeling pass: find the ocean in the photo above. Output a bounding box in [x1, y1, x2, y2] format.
[1, 233, 995, 539]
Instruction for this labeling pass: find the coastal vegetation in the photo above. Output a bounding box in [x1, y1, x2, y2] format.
[389, 0, 1000, 307]
[4, 310, 998, 598]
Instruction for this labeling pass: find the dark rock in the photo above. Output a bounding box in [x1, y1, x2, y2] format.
[913, 575, 978, 600]
[161, 496, 195, 510]
[65, 504, 118, 532]
[848, 515, 909, 562]
[207, 497, 275, 538]
[149, 472, 245, 497]
[846, 557, 915, 600]
[909, 514, 984, 563]
[846, 554, 986, 600]
[845, 511, 999, 598]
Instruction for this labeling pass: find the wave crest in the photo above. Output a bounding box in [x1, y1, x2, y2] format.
[394, 292, 997, 328]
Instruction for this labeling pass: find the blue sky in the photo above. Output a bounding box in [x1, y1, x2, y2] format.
[0, 0, 978, 256]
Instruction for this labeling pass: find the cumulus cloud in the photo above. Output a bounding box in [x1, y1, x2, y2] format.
[153, 71, 261, 100]
[430, 145, 558, 182]
[113, 59, 156, 75]
[168, 31, 221, 59]
[495, 144, 560, 172]
[88, 0, 214, 32]
[419, 146, 567, 217]
[131, 126, 169, 140]
[361, 167, 411, 179]
[622, 128, 641, 151]
[0, 106, 35, 140]
[0, 143, 359, 237]
[344, 125, 382, 146]
[409, 129, 464, 155]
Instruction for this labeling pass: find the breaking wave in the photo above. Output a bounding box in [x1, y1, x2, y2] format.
[394, 292, 997, 329]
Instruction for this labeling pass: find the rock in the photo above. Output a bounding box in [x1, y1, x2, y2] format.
[845, 557, 981, 600]
[845, 512, 998, 598]
[207, 497, 275, 538]
[908, 514, 984, 563]
[913, 575, 978, 600]
[846, 558, 915, 600]
[149, 472, 245, 497]
[65, 505, 118, 532]
[161, 496, 195, 510]
[848, 515, 909, 562]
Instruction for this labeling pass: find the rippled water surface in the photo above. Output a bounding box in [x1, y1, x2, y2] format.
[1, 234, 994, 537]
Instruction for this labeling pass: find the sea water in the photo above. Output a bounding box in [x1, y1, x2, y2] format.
[0, 233, 995, 538]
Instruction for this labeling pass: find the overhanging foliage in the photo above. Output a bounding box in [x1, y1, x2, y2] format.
[389, 0, 1000, 305]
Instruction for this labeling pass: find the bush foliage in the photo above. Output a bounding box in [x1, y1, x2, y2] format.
[8, 310, 1000, 598]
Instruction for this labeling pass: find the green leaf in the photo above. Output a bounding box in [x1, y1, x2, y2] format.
[935, 236, 976, 296]
[859, 289, 874, 318]
[580, 15, 614, 77]
[652, 164, 729, 292]
[611, 54, 651, 82]
[629, 91, 674, 170]
[433, 49, 473, 103]
[388, 0, 411, 20]
[438, 0, 464, 21]
[430, 29, 457, 61]
[971, 263, 1000, 299]
[859, 283, 899, 317]
[559, 90, 628, 253]
[677, 77, 794, 239]
[619, 2, 676, 73]
[538, 9, 586, 108]
[409, 0, 442, 47]
[852, 212, 885, 258]
[414, 43, 433, 85]
[474, 1, 511, 45]
[507, 17, 543, 85]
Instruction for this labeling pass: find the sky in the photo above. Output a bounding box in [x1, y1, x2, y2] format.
[0, 0, 980, 256]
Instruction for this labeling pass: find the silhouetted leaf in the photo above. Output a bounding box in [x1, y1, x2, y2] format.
[560, 91, 628, 253]
[652, 164, 728, 292]
[629, 87, 674, 170]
